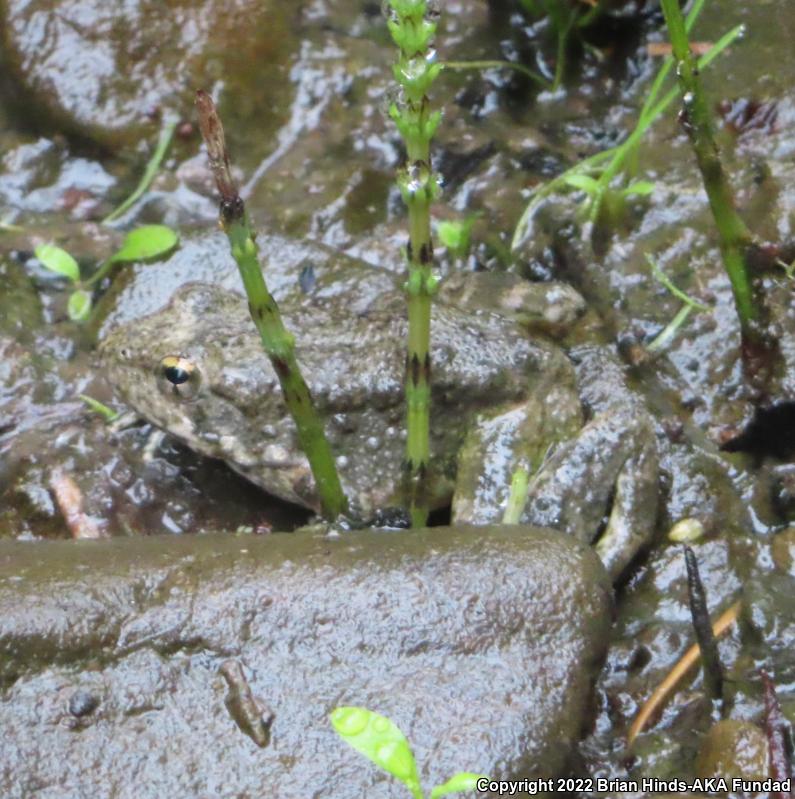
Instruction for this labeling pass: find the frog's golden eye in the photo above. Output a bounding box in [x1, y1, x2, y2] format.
[156, 355, 201, 401]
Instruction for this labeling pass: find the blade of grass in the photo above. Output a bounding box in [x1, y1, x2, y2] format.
[442, 60, 549, 89]
[102, 119, 177, 224]
[511, 18, 744, 250]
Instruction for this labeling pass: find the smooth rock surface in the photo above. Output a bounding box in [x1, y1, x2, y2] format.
[0, 525, 612, 798]
[0, 0, 297, 147]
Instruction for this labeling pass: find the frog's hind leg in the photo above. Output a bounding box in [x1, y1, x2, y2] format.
[524, 407, 659, 581]
[451, 389, 583, 526]
[593, 434, 659, 580]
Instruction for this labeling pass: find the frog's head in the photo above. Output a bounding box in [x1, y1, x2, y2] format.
[99, 282, 320, 510]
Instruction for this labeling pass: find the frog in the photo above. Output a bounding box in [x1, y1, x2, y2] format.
[99, 232, 658, 579]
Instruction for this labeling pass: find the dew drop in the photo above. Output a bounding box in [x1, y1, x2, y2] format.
[331, 707, 369, 736]
[401, 56, 429, 83]
[372, 716, 390, 733]
[366, 436, 381, 450]
[425, 0, 441, 22]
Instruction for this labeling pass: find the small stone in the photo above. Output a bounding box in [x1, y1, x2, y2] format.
[668, 517, 705, 543]
[68, 691, 99, 718]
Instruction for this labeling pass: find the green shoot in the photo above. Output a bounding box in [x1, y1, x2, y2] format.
[776, 258, 795, 280]
[436, 213, 479, 260]
[502, 465, 530, 525]
[102, 119, 177, 224]
[386, 0, 443, 527]
[67, 290, 92, 322]
[645, 254, 711, 353]
[441, 60, 548, 89]
[79, 394, 120, 423]
[195, 90, 347, 521]
[35, 225, 179, 322]
[660, 0, 758, 344]
[511, 4, 744, 251]
[84, 225, 179, 288]
[518, 0, 608, 90]
[330, 706, 485, 799]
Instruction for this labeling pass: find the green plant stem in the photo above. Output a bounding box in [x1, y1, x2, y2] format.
[403, 165, 434, 530]
[511, 13, 743, 249]
[660, 0, 757, 336]
[647, 305, 693, 353]
[502, 466, 530, 525]
[388, 2, 443, 528]
[195, 91, 347, 520]
[442, 60, 549, 89]
[83, 257, 116, 288]
[103, 120, 176, 224]
[647, 254, 711, 312]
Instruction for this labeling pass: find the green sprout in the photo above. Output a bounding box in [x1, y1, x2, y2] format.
[79, 394, 120, 423]
[518, 0, 609, 91]
[441, 59, 548, 89]
[195, 90, 347, 521]
[776, 258, 795, 281]
[660, 0, 761, 349]
[386, 0, 443, 528]
[330, 706, 485, 799]
[563, 172, 655, 227]
[511, 0, 744, 251]
[102, 119, 177, 224]
[501, 465, 530, 525]
[644, 255, 711, 353]
[34, 225, 178, 322]
[436, 213, 479, 260]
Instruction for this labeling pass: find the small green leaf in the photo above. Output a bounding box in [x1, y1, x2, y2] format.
[67, 289, 92, 322]
[35, 244, 80, 282]
[437, 220, 466, 252]
[563, 174, 600, 195]
[430, 772, 488, 798]
[622, 180, 655, 197]
[111, 225, 178, 263]
[331, 707, 422, 797]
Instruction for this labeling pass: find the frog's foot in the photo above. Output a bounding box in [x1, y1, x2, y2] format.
[523, 406, 659, 580]
[452, 396, 659, 581]
[451, 382, 584, 526]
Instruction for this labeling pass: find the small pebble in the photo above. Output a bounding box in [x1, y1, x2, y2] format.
[68, 690, 99, 718]
[668, 517, 704, 543]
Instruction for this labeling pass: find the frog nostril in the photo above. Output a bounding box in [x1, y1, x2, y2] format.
[156, 355, 202, 401]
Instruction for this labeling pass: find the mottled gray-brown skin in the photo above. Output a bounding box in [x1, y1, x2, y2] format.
[99, 232, 658, 577]
[0, 526, 612, 799]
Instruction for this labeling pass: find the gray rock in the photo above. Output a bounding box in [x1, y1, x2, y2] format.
[0, 525, 611, 798]
[1, 0, 297, 148]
